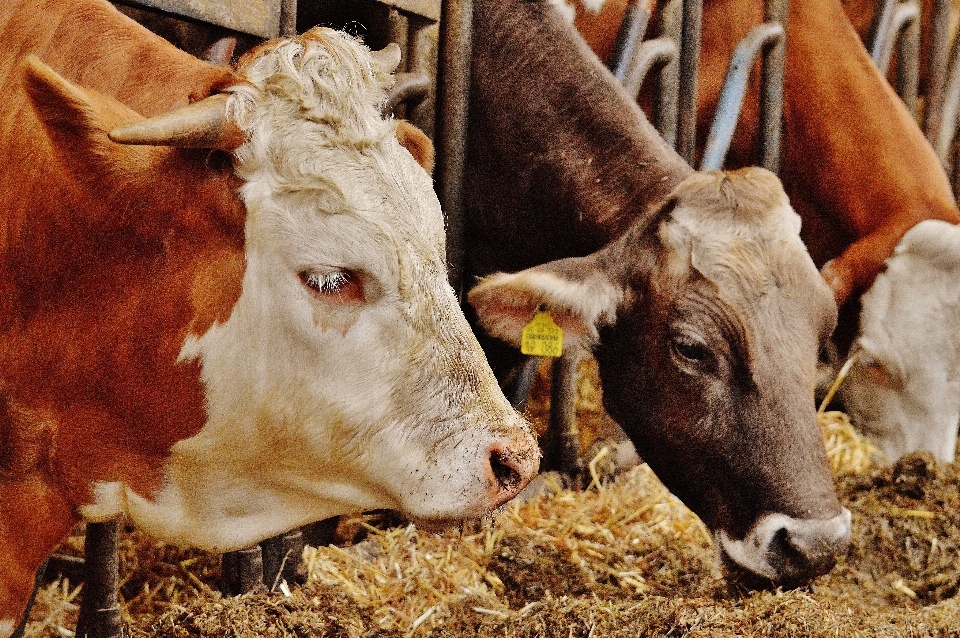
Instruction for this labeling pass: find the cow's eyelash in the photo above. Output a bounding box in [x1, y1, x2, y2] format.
[303, 271, 348, 293]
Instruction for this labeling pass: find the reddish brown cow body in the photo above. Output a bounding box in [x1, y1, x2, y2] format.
[0, 0, 243, 611]
[574, 0, 960, 308]
[0, 1, 541, 629]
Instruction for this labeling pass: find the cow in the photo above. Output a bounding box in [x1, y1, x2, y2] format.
[465, 0, 851, 589]
[841, 220, 960, 463]
[0, 0, 540, 631]
[571, 0, 960, 462]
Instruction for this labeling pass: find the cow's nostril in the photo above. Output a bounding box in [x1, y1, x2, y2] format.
[489, 447, 522, 494]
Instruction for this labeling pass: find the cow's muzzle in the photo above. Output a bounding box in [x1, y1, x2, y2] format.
[716, 508, 852, 588]
[485, 441, 540, 507]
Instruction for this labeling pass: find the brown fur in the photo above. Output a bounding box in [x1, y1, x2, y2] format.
[0, 0, 248, 623]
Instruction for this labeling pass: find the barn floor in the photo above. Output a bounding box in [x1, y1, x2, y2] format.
[23, 360, 960, 637]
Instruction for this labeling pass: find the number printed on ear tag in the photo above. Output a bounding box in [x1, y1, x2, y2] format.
[521, 310, 563, 357]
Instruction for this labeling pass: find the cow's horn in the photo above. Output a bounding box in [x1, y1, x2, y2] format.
[108, 93, 245, 150]
[370, 42, 401, 74]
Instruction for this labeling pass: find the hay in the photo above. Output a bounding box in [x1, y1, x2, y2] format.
[21, 358, 960, 637]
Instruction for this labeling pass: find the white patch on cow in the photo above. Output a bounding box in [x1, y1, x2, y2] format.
[840, 220, 960, 463]
[717, 509, 852, 580]
[0, 619, 15, 638]
[470, 268, 623, 349]
[77, 481, 126, 521]
[579, 0, 608, 13]
[547, 0, 577, 24]
[119, 29, 536, 551]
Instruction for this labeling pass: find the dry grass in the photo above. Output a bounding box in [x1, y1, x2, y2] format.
[20, 357, 960, 637]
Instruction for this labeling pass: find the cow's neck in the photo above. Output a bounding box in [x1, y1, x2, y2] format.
[466, 0, 693, 276]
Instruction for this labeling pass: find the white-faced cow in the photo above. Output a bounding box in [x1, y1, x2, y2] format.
[0, 0, 540, 630]
[840, 220, 960, 463]
[465, 0, 850, 588]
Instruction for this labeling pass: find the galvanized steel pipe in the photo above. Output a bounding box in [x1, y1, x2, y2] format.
[435, 0, 473, 294]
[700, 22, 784, 171]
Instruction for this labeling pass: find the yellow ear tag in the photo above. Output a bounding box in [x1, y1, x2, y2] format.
[520, 310, 563, 357]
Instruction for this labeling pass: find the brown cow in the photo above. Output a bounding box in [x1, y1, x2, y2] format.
[571, 0, 960, 462]
[466, 0, 850, 588]
[0, 0, 540, 630]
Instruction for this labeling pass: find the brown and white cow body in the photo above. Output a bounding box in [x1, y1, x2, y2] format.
[572, 0, 960, 462]
[467, 0, 850, 588]
[0, 0, 539, 629]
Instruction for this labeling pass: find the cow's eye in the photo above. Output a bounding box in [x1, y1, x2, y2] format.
[299, 269, 365, 303]
[671, 335, 709, 363]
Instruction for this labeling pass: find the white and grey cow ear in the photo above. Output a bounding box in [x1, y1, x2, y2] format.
[468, 256, 624, 352]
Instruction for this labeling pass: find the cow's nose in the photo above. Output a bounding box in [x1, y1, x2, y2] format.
[718, 508, 852, 587]
[486, 441, 539, 506]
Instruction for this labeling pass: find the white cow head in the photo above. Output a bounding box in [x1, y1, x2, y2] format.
[840, 219, 960, 463]
[64, 28, 540, 550]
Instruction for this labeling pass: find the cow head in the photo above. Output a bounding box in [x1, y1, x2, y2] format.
[22, 28, 538, 552]
[470, 168, 850, 587]
[839, 220, 960, 463]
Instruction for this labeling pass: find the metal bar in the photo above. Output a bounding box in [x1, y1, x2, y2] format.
[677, 0, 703, 165]
[75, 521, 122, 638]
[221, 547, 266, 595]
[10, 560, 48, 638]
[610, 3, 652, 85]
[116, 0, 282, 38]
[867, 0, 898, 64]
[759, 0, 788, 173]
[935, 39, 960, 163]
[435, 0, 473, 294]
[546, 353, 583, 484]
[700, 22, 784, 171]
[279, 0, 297, 36]
[875, 2, 920, 76]
[923, 0, 952, 142]
[260, 530, 306, 591]
[655, 0, 684, 149]
[623, 37, 679, 103]
[893, 1, 921, 116]
[509, 356, 541, 412]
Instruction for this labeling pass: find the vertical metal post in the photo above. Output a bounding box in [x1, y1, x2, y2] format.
[279, 0, 297, 36]
[759, 0, 788, 173]
[677, 0, 702, 165]
[545, 353, 583, 485]
[923, 0, 952, 143]
[867, 0, 897, 64]
[75, 521, 122, 638]
[260, 530, 306, 591]
[221, 547, 266, 596]
[893, 2, 921, 117]
[435, 0, 473, 294]
[656, 0, 684, 149]
[610, 3, 652, 86]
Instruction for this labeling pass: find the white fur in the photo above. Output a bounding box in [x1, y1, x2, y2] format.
[840, 220, 960, 463]
[547, 0, 577, 23]
[83, 29, 537, 551]
[0, 619, 14, 638]
[718, 509, 852, 580]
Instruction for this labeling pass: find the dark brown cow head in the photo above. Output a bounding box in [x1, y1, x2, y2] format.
[471, 168, 850, 587]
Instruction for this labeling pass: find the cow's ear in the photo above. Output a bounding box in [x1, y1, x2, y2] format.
[468, 255, 624, 352]
[21, 55, 158, 181]
[395, 120, 435, 174]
